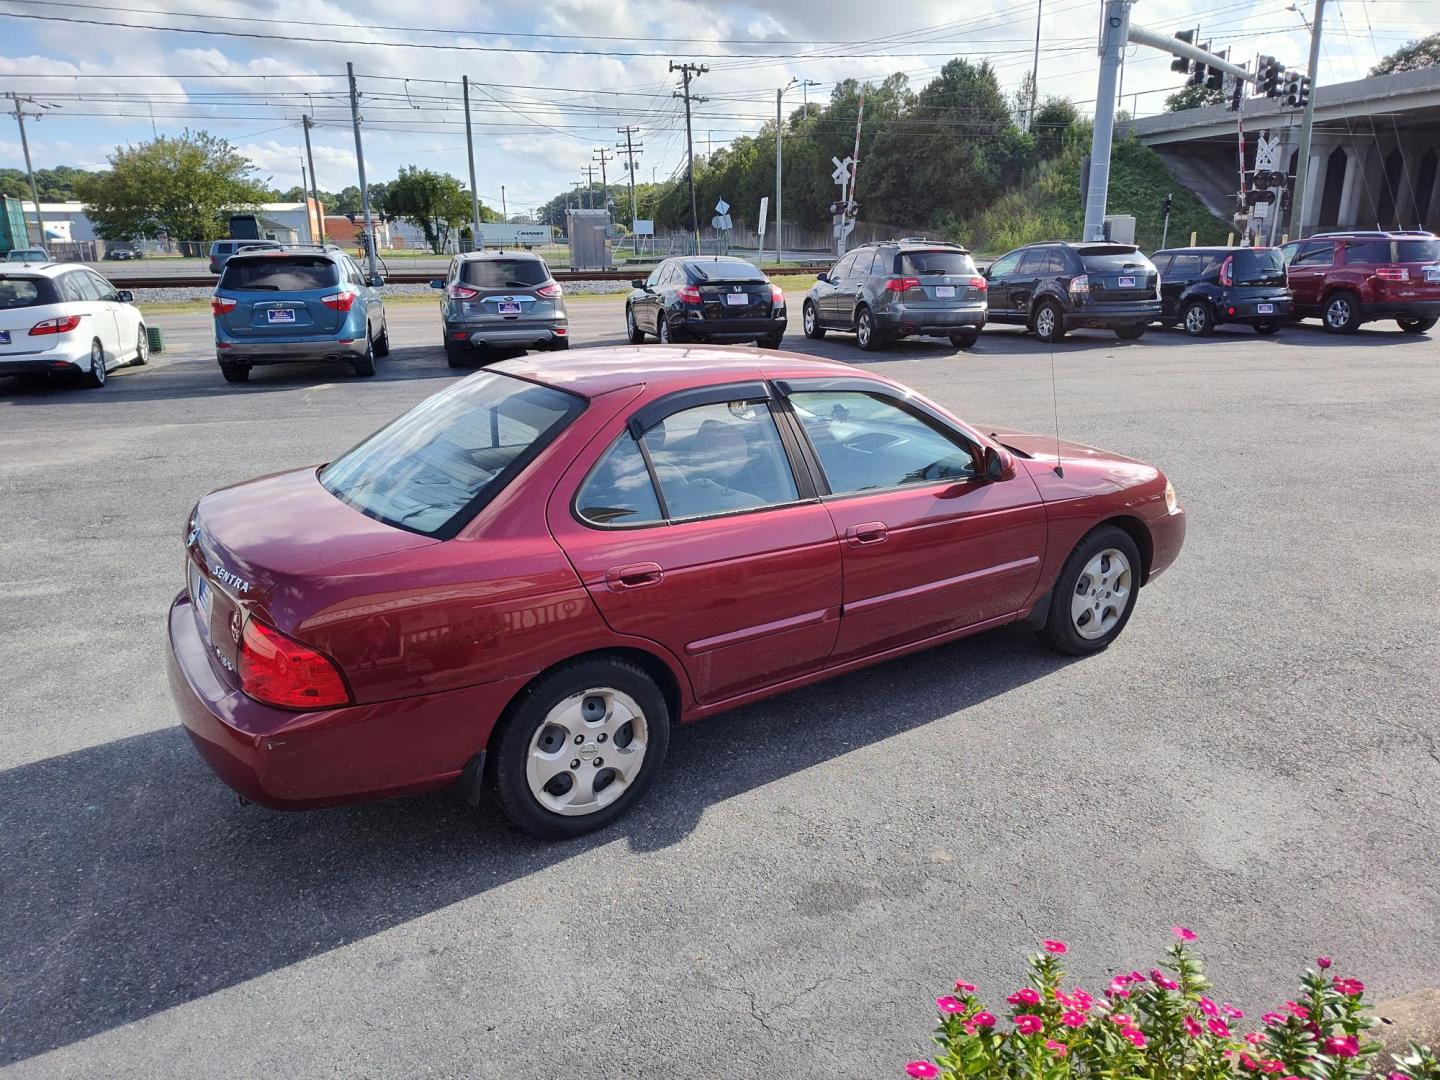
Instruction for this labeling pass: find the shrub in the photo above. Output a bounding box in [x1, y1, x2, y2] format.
[905, 931, 1440, 1079]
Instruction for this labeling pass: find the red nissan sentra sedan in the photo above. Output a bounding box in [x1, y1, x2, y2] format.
[168, 347, 1184, 837]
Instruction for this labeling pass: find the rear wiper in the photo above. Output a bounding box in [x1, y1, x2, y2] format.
[691, 267, 710, 282]
[504, 279, 535, 288]
[238, 285, 281, 291]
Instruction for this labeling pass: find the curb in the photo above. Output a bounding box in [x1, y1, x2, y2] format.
[1372, 989, 1440, 1071]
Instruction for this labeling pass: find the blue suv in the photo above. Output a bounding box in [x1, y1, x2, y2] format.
[211, 246, 388, 383]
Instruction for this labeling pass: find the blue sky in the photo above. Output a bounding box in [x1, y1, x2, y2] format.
[0, 0, 1411, 218]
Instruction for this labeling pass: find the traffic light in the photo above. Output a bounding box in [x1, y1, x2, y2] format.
[1171, 29, 1196, 74]
[1295, 74, 1311, 108]
[1161, 193, 1173, 217]
[1280, 188, 1294, 213]
[1283, 70, 1302, 107]
[1188, 43, 1211, 86]
[1257, 56, 1282, 96]
[1246, 189, 1277, 207]
[1205, 48, 1228, 91]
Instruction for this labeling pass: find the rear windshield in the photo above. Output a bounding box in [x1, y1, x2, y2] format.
[462, 258, 550, 289]
[1396, 239, 1440, 262]
[1233, 249, 1286, 285]
[220, 256, 339, 291]
[320, 372, 584, 538]
[1080, 248, 1152, 273]
[0, 275, 57, 309]
[686, 259, 766, 282]
[900, 250, 977, 276]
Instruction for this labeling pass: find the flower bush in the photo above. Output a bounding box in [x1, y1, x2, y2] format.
[905, 930, 1440, 1080]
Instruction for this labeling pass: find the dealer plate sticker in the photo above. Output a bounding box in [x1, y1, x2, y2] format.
[498, 301, 522, 315]
[1426, 265, 1440, 282]
[0, 331, 9, 345]
[1257, 303, 1274, 314]
[266, 308, 296, 323]
[1118, 275, 1136, 288]
[936, 285, 955, 298]
[725, 293, 748, 306]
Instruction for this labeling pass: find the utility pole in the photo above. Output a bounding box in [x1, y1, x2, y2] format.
[462, 75, 482, 251]
[500, 185, 507, 223]
[670, 61, 708, 255]
[5, 93, 48, 248]
[1082, 0, 1132, 241]
[1288, 0, 1325, 239]
[302, 114, 325, 244]
[1029, 0, 1043, 129]
[593, 147, 614, 219]
[346, 62, 379, 280]
[617, 125, 643, 235]
[581, 165, 595, 210]
[301, 160, 312, 243]
[775, 79, 796, 266]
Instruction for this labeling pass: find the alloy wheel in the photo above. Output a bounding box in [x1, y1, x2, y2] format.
[1326, 298, 1351, 328]
[134, 327, 149, 365]
[1070, 548, 1132, 641]
[857, 311, 872, 347]
[1036, 306, 1055, 339]
[1184, 305, 1207, 334]
[90, 341, 106, 385]
[526, 688, 649, 817]
[804, 304, 816, 334]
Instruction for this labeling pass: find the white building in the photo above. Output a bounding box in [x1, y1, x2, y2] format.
[19, 201, 315, 248]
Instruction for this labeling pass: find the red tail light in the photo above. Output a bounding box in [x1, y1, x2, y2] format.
[211, 297, 237, 317]
[883, 277, 922, 293]
[535, 281, 563, 298]
[321, 292, 356, 312]
[968, 276, 988, 291]
[677, 284, 702, 305]
[771, 284, 785, 304]
[1375, 266, 1410, 282]
[29, 314, 82, 335]
[1219, 256, 1234, 287]
[239, 617, 350, 710]
[446, 283, 479, 300]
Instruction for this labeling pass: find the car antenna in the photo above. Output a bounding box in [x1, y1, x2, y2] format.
[1048, 334, 1064, 477]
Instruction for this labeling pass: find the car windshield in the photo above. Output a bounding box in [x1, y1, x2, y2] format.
[1396, 239, 1440, 262]
[1079, 248, 1151, 272]
[1233, 249, 1286, 286]
[900, 250, 976, 275]
[0, 275, 54, 308]
[685, 259, 766, 282]
[220, 256, 339, 291]
[320, 372, 584, 538]
[462, 258, 549, 288]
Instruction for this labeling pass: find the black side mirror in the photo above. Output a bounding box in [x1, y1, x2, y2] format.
[428, 278, 445, 289]
[631, 278, 646, 289]
[369, 274, 385, 288]
[981, 267, 991, 279]
[816, 271, 829, 283]
[983, 445, 1016, 482]
[116, 290, 134, 303]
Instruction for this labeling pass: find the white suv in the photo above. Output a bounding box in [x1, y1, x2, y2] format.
[0, 262, 148, 388]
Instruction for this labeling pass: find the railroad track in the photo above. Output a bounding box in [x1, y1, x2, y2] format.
[110, 265, 832, 290]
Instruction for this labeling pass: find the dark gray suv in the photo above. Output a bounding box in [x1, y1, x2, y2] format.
[802, 240, 987, 351]
[431, 251, 568, 367]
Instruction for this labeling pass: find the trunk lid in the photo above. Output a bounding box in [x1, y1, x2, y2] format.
[1385, 236, 1440, 301]
[897, 249, 985, 308]
[697, 279, 774, 320]
[217, 255, 344, 337]
[1080, 248, 1158, 301]
[0, 273, 62, 354]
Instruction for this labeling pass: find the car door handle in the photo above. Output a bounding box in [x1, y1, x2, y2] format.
[845, 522, 888, 546]
[605, 562, 664, 590]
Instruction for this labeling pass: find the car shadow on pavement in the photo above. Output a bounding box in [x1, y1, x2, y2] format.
[0, 624, 1074, 1066]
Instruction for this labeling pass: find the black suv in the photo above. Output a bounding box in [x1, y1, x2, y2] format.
[984, 241, 1161, 342]
[1150, 246, 1291, 336]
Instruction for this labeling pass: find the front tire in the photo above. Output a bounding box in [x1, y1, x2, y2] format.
[950, 328, 980, 349]
[1397, 315, 1437, 335]
[1322, 291, 1362, 334]
[803, 300, 826, 339]
[855, 305, 883, 351]
[132, 325, 149, 365]
[84, 340, 107, 388]
[1180, 300, 1214, 337]
[626, 304, 646, 343]
[1040, 525, 1142, 656]
[1033, 300, 1066, 343]
[488, 658, 671, 839]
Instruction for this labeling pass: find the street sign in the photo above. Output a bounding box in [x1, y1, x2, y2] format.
[712, 213, 732, 230]
[757, 197, 769, 247]
[714, 198, 730, 215]
[1255, 132, 1282, 172]
[633, 219, 654, 236]
[831, 156, 854, 186]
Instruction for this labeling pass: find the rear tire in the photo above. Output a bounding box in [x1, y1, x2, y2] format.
[219, 360, 249, 383]
[1397, 315, 1437, 334]
[657, 312, 675, 344]
[374, 320, 391, 356]
[1181, 300, 1214, 337]
[352, 336, 377, 377]
[855, 305, 883, 351]
[757, 333, 783, 349]
[949, 328, 980, 349]
[1040, 525, 1143, 656]
[803, 300, 825, 339]
[548, 336, 571, 350]
[1254, 320, 1282, 336]
[1322, 291, 1362, 334]
[1033, 300, 1066, 343]
[1114, 323, 1147, 340]
[445, 339, 469, 368]
[487, 657, 671, 839]
[626, 304, 646, 343]
[83, 340, 107, 388]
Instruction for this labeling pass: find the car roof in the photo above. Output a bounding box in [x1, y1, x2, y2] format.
[494, 346, 877, 398]
[458, 250, 544, 260]
[1153, 246, 1274, 255]
[1, 261, 66, 276]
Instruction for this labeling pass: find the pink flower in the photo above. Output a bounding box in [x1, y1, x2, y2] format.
[1198, 997, 1220, 1017]
[1061, 1010, 1085, 1028]
[1261, 1061, 1284, 1074]
[1045, 1039, 1069, 1058]
[1332, 977, 1365, 997]
[1151, 973, 1180, 991]
[1284, 1001, 1310, 1019]
[1245, 1032, 1265, 1046]
[1261, 1012, 1285, 1026]
[954, 980, 976, 993]
[1316, 956, 1332, 970]
[1324, 1035, 1359, 1058]
[936, 996, 965, 1015]
[1015, 1014, 1043, 1035]
[906, 1062, 939, 1079]
[1122, 1028, 1147, 1048]
[1043, 939, 1068, 955]
[1107, 979, 1131, 998]
[1223, 1003, 1245, 1019]
[971, 1012, 997, 1028]
[1130, 971, 1146, 983]
[1172, 926, 1198, 942]
[1183, 1016, 1203, 1037]
[1006, 987, 1041, 1006]
[1111, 1015, 1133, 1026]
[1072, 989, 1094, 1010]
[1208, 1019, 1231, 1038]
[1239, 1053, 1260, 1071]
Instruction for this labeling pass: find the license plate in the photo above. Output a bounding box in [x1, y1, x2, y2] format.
[1118, 275, 1136, 288]
[0, 331, 9, 345]
[498, 301, 521, 315]
[189, 563, 212, 642]
[266, 308, 295, 324]
[935, 285, 956, 298]
[725, 293, 749, 307]
[1257, 303, 1274, 314]
[1425, 266, 1440, 283]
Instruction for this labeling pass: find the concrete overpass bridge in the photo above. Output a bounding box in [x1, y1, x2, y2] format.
[1123, 66, 1440, 236]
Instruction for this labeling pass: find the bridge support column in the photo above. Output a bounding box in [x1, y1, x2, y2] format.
[1337, 142, 1367, 229]
[1299, 138, 1329, 234]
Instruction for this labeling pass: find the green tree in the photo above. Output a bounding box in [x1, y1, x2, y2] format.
[76, 130, 270, 241]
[385, 166, 490, 253]
[1032, 97, 1080, 160]
[0, 165, 91, 201]
[1164, 84, 1226, 112]
[1370, 31, 1440, 75]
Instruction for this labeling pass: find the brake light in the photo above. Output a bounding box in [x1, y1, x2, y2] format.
[1375, 266, 1410, 281]
[321, 292, 356, 312]
[771, 284, 785, 305]
[29, 314, 82, 335]
[238, 617, 350, 710]
[883, 277, 922, 293]
[535, 281, 563, 298]
[968, 276, 987, 291]
[1069, 274, 1089, 297]
[446, 283, 480, 300]
[211, 296, 237, 316]
[678, 284, 702, 305]
[1219, 256, 1234, 287]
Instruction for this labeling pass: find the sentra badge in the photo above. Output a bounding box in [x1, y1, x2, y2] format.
[212, 564, 252, 594]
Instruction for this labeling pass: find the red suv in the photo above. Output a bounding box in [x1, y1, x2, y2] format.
[1279, 230, 1440, 335]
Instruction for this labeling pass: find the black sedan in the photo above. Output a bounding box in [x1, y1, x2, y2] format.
[626, 256, 786, 348]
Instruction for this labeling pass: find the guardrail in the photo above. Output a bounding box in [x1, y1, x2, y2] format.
[108, 265, 832, 290]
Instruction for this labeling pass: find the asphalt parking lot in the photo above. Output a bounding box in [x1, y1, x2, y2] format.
[1, 299, 1437, 1078]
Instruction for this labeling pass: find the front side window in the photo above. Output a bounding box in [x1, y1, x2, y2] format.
[830, 252, 858, 280]
[321, 372, 583, 538]
[575, 435, 664, 526]
[986, 250, 1023, 279]
[641, 399, 798, 520]
[462, 258, 549, 289]
[87, 272, 119, 302]
[788, 391, 977, 495]
[70, 272, 104, 302]
[221, 256, 340, 291]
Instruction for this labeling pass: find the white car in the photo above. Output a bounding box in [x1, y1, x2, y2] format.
[0, 262, 148, 388]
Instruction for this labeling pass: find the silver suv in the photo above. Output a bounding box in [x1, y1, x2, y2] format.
[802, 240, 987, 351]
[431, 251, 569, 367]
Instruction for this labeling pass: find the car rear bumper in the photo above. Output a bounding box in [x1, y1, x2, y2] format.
[449, 319, 568, 348]
[167, 593, 517, 808]
[1220, 297, 1292, 323]
[0, 357, 83, 375]
[874, 307, 986, 335]
[1066, 300, 1161, 328]
[682, 314, 788, 340]
[216, 338, 367, 364]
[1361, 300, 1440, 319]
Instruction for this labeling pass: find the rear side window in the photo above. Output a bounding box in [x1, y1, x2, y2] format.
[1164, 254, 1205, 280]
[462, 258, 549, 289]
[1342, 240, 1391, 264]
[321, 372, 583, 538]
[1080, 249, 1151, 273]
[1233, 249, 1286, 285]
[221, 256, 340, 291]
[900, 250, 977, 276]
[575, 436, 664, 526]
[0, 275, 55, 309]
[1396, 239, 1440, 262]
